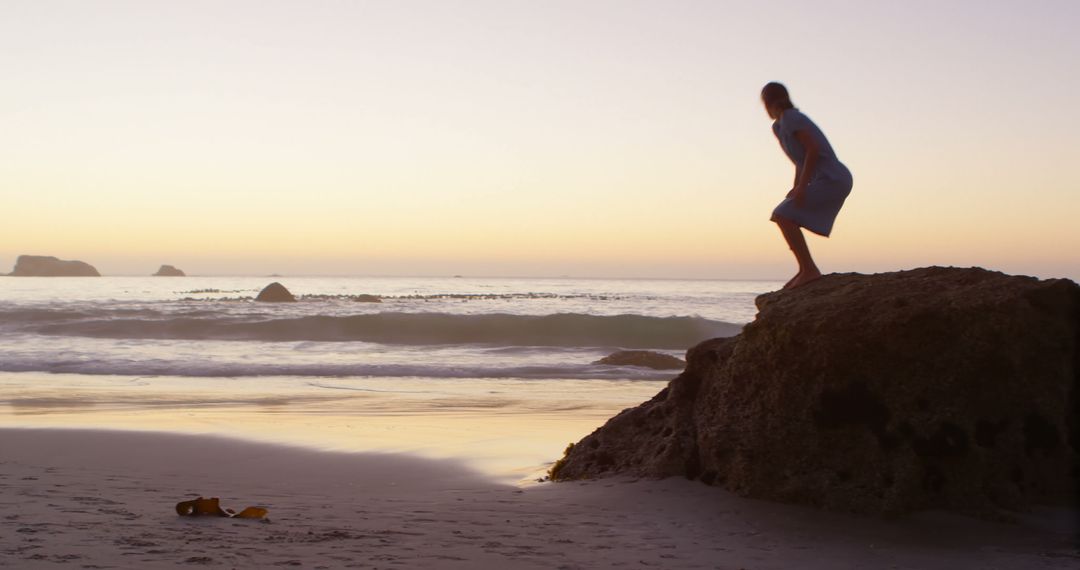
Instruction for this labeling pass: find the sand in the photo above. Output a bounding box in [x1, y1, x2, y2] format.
[0, 372, 666, 484]
[2, 429, 1076, 569]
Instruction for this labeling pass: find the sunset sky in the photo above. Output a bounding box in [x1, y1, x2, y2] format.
[2, 0, 1077, 279]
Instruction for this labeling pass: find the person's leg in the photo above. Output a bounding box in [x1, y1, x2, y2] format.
[773, 215, 821, 288]
[772, 214, 803, 288]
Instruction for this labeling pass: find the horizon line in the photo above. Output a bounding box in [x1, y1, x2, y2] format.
[1, 272, 789, 283]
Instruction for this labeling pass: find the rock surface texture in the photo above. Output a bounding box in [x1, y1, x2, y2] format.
[594, 350, 686, 370]
[9, 255, 100, 277]
[255, 282, 296, 303]
[153, 265, 185, 277]
[554, 267, 1079, 517]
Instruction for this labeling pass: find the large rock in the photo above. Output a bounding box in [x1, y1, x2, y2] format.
[594, 350, 686, 370]
[9, 255, 100, 277]
[255, 282, 296, 303]
[153, 265, 185, 277]
[553, 267, 1079, 517]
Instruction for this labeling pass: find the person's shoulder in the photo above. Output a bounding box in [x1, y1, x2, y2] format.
[779, 108, 808, 124]
[779, 108, 812, 132]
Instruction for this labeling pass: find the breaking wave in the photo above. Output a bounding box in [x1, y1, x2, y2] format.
[14, 311, 741, 349]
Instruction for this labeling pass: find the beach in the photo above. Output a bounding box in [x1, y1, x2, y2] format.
[3, 428, 1075, 569]
[6, 0, 1080, 565]
[1, 277, 1077, 568]
[0, 276, 757, 484]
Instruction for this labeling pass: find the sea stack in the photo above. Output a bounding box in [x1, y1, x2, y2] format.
[255, 282, 296, 302]
[153, 265, 185, 277]
[9, 255, 100, 277]
[553, 267, 1079, 518]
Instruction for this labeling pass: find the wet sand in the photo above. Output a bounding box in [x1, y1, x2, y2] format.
[2, 429, 1076, 569]
[0, 372, 663, 483]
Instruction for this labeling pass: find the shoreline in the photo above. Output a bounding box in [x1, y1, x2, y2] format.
[2, 428, 1075, 569]
[0, 372, 666, 484]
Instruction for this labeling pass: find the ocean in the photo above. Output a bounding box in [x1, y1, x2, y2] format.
[0, 276, 776, 480]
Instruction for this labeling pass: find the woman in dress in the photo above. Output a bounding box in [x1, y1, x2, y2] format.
[762, 82, 853, 289]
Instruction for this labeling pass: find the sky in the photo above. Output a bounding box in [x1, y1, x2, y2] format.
[2, 0, 1078, 279]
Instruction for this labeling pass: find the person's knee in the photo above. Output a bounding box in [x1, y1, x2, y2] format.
[772, 214, 793, 228]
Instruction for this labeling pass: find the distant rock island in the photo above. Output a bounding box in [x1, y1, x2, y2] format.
[553, 267, 1079, 518]
[256, 282, 296, 303]
[153, 265, 185, 277]
[9, 255, 100, 277]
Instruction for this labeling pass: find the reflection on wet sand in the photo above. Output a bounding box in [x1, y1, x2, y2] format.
[0, 372, 662, 483]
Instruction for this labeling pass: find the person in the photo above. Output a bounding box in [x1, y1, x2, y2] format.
[762, 82, 853, 289]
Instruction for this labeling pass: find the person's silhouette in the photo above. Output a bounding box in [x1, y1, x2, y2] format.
[762, 82, 853, 289]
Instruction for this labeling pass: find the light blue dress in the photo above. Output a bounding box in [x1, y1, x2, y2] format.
[771, 108, 852, 237]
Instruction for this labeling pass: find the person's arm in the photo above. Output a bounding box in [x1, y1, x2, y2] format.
[791, 129, 820, 205]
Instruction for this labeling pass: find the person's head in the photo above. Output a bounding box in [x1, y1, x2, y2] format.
[761, 82, 794, 120]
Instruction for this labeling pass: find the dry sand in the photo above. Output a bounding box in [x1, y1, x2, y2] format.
[1, 429, 1076, 569]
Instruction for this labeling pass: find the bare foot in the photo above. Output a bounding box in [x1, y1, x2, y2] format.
[788, 268, 822, 288]
[782, 272, 802, 290]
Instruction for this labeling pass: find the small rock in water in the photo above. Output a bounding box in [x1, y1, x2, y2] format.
[255, 282, 296, 303]
[352, 294, 382, 303]
[594, 350, 686, 370]
[153, 264, 185, 277]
